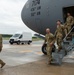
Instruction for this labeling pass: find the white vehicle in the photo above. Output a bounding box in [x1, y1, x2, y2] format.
[9, 32, 32, 45]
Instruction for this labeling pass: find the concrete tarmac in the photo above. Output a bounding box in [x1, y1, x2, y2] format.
[0, 41, 44, 66]
[0, 40, 74, 75]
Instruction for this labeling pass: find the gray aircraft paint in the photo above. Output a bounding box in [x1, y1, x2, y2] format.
[21, 0, 74, 35]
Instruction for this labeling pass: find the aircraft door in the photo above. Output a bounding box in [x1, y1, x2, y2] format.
[63, 6, 74, 22]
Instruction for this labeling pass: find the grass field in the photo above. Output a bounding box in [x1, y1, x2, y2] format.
[3, 37, 10, 40]
[3, 37, 43, 41]
[2, 34, 44, 41]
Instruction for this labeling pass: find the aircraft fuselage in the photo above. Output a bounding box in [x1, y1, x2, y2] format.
[21, 0, 74, 35]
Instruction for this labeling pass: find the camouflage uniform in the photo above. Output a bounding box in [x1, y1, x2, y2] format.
[55, 25, 64, 51]
[45, 33, 55, 63]
[0, 34, 5, 68]
[64, 16, 74, 34]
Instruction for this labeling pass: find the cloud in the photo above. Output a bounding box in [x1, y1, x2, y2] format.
[0, 0, 35, 34]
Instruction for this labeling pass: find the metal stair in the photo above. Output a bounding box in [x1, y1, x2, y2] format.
[51, 26, 74, 65]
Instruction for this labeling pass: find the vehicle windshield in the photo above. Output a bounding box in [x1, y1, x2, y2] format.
[13, 34, 20, 37]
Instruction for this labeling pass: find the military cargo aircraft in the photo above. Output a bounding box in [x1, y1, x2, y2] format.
[21, 0, 74, 64]
[21, 0, 74, 35]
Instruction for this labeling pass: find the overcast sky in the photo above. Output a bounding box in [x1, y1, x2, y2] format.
[0, 0, 35, 35]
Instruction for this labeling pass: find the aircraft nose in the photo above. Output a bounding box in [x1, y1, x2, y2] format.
[21, 1, 42, 34]
[21, 5, 35, 31]
[21, 1, 35, 30]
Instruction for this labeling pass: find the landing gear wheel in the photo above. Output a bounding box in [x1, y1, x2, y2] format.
[42, 44, 55, 55]
[42, 44, 47, 55]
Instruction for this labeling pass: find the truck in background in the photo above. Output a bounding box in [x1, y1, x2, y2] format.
[9, 32, 32, 45]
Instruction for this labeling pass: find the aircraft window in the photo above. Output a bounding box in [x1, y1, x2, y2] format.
[31, 12, 36, 16]
[26, 1, 29, 8]
[37, 11, 41, 15]
[37, 6, 41, 10]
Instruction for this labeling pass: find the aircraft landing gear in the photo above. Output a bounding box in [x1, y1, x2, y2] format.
[42, 44, 55, 55]
[42, 44, 47, 55]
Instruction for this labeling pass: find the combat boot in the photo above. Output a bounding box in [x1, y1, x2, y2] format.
[0, 59, 6, 68]
[1, 62, 6, 68]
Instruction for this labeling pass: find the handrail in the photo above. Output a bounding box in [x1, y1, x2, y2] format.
[63, 26, 74, 41]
